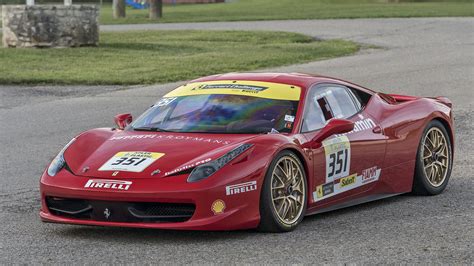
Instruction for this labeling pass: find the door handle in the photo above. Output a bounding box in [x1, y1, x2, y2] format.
[372, 126, 382, 134]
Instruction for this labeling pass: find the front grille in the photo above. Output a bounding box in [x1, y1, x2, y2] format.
[129, 202, 195, 218]
[45, 197, 195, 223]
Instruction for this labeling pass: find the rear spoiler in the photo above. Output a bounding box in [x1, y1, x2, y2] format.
[431, 96, 453, 108]
[379, 93, 452, 108]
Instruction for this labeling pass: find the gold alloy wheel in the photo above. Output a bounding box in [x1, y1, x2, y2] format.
[271, 156, 306, 225]
[422, 127, 450, 187]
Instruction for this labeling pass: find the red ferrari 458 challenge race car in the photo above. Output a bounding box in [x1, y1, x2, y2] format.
[40, 73, 454, 232]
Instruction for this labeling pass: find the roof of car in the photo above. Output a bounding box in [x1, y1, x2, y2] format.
[187, 72, 376, 96]
[189, 72, 339, 91]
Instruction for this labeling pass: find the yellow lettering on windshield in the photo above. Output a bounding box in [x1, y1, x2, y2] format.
[165, 80, 301, 101]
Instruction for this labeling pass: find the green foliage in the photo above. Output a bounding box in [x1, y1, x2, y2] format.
[1, 0, 471, 26]
[97, 0, 473, 25]
[0, 30, 359, 85]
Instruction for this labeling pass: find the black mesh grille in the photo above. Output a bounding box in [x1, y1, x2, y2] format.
[138, 203, 195, 217]
[45, 197, 195, 223]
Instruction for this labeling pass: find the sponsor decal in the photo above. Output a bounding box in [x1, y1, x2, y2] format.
[164, 158, 212, 176]
[164, 80, 301, 101]
[196, 84, 269, 93]
[284, 115, 295, 122]
[352, 118, 376, 132]
[84, 179, 132, 190]
[99, 151, 165, 172]
[316, 182, 334, 199]
[323, 136, 351, 183]
[340, 174, 356, 188]
[226, 181, 257, 196]
[335, 117, 377, 137]
[362, 166, 379, 184]
[211, 199, 226, 215]
[109, 134, 232, 145]
[312, 168, 381, 202]
[112, 171, 119, 176]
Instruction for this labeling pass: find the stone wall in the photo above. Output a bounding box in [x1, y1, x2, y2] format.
[1, 5, 99, 48]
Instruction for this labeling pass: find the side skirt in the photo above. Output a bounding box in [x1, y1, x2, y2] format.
[306, 193, 402, 216]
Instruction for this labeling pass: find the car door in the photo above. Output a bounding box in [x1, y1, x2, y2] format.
[301, 83, 387, 209]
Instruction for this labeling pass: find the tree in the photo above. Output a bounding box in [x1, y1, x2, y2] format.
[113, 0, 126, 18]
[149, 0, 163, 19]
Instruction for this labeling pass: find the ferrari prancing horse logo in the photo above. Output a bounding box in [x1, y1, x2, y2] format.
[104, 208, 111, 219]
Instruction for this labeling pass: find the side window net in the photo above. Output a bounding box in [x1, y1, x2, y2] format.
[316, 96, 333, 121]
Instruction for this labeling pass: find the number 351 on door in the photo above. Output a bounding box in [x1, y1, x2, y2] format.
[323, 136, 351, 183]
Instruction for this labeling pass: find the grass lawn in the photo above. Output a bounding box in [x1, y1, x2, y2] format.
[0, 30, 359, 85]
[98, 0, 474, 25]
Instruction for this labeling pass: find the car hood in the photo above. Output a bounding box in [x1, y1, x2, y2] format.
[64, 128, 257, 179]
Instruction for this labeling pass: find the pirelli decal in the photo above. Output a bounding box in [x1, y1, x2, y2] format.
[226, 181, 257, 196]
[164, 80, 301, 101]
[313, 168, 381, 202]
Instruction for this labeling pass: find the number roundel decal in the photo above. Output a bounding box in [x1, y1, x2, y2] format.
[99, 151, 165, 172]
[322, 136, 351, 183]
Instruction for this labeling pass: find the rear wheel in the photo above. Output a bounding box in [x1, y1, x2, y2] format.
[412, 120, 452, 195]
[258, 151, 307, 232]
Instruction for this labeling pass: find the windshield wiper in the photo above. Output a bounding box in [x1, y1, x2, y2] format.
[133, 126, 175, 132]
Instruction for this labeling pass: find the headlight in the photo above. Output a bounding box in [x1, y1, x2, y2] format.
[47, 138, 76, 176]
[187, 143, 253, 183]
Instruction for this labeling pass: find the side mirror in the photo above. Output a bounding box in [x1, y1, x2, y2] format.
[311, 118, 354, 145]
[114, 113, 132, 130]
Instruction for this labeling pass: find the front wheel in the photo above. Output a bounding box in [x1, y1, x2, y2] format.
[258, 151, 307, 232]
[412, 120, 453, 195]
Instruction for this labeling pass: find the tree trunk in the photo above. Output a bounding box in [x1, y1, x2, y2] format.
[113, 0, 126, 18]
[149, 0, 162, 19]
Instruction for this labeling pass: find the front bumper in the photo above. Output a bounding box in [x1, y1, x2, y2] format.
[40, 168, 262, 230]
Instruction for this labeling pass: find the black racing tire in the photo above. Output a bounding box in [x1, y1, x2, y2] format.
[258, 150, 307, 233]
[412, 120, 453, 195]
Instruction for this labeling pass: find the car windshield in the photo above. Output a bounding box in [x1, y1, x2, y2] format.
[130, 94, 299, 134]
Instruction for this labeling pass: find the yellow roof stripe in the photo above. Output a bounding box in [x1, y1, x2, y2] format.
[165, 80, 301, 101]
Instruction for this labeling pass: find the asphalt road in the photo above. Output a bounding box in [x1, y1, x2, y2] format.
[1, 18, 473, 264]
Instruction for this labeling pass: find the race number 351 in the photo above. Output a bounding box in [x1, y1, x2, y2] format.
[323, 136, 351, 183]
[99, 151, 165, 172]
